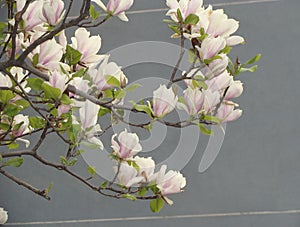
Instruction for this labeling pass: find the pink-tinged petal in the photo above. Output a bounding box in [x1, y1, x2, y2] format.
[112, 129, 142, 159]
[206, 71, 233, 92]
[58, 104, 71, 116]
[225, 80, 243, 100]
[226, 35, 245, 46]
[200, 37, 226, 60]
[79, 100, 100, 130]
[216, 102, 242, 122]
[153, 85, 178, 118]
[133, 156, 155, 181]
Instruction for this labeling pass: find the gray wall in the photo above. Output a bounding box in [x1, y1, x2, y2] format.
[1, 0, 300, 226]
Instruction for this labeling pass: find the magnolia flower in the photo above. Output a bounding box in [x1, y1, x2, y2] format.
[177, 87, 204, 116]
[68, 77, 90, 98]
[0, 72, 12, 87]
[0, 208, 8, 225]
[133, 156, 155, 182]
[206, 8, 239, 38]
[152, 85, 178, 118]
[42, 0, 65, 26]
[58, 30, 67, 52]
[10, 67, 30, 91]
[17, 0, 43, 32]
[197, 36, 226, 60]
[6, 33, 27, 57]
[166, 0, 204, 21]
[58, 104, 71, 116]
[71, 28, 104, 66]
[205, 54, 229, 78]
[79, 100, 99, 130]
[115, 163, 144, 187]
[225, 80, 243, 100]
[10, 114, 31, 147]
[216, 101, 242, 123]
[111, 129, 142, 159]
[90, 55, 128, 91]
[205, 71, 233, 92]
[79, 100, 103, 149]
[12, 114, 30, 137]
[92, 0, 134, 21]
[47, 70, 68, 95]
[183, 68, 205, 88]
[152, 165, 186, 196]
[202, 89, 221, 114]
[32, 39, 68, 71]
[205, 7, 245, 46]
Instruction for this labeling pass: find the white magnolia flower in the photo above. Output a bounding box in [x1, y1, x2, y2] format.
[71, 28, 104, 66]
[111, 129, 142, 159]
[0, 208, 8, 225]
[152, 85, 178, 118]
[93, 0, 134, 21]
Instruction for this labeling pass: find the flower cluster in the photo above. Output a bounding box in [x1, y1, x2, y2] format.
[111, 129, 186, 204]
[163, 0, 251, 124]
[0, 0, 259, 213]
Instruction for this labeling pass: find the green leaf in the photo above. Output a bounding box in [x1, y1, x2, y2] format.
[65, 45, 82, 65]
[29, 116, 46, 129]
[150, 197, 164, 213]
[41, 82, 61, 100]
[184, 14, 199, 25]
[138, 188, 148, 196]
[13, 99, 30, 110]
[0, 22, 7, 41]
[60, 94, 72, 105]
[105, 75, 120, 87]
[115, 89, 126, 99]
[203, 115, 221, 124]
[27, 78, 44, 90]
[176, 9, 183, 22]
[219, 45, 232, 55]
[60, 156, 68, 165]
[188, 49, 199, 63]
[89, 5, 101, 20]
[98, 107, 110, 117]
[242, 54, 261, 66]
[198, 123, 213, 135]
[5, 157, 23, 167]
[122, 194, 137, 201]
[2, 104, 20, 116]
[13, 121, 24, 131]
[0, 154, 2, 162]
[204, 55, 223, 65]
[168, 25, 180, 34]
[8, 142, 19, 150]
[132, 103, 152, 116]
[163, 19, 175, 24]
[32, 53, 39, 66]
[101, 181, 108, 189]
[239, 65, 258, 73]
[0, 90, 15, 104]
[126, 83, 142, 92]
[87, 166, 96, 176]
[71, 68, 87, 78]
[143, 123, 153, 131]
[192, 79, 208, 90]
[0, 123, 10, 131]
[45, 182, 54, 196]
[68, 158, 77, 166]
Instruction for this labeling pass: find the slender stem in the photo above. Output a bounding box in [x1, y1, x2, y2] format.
[0, 168, 50, 200]
[168, 26, 185, 88]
